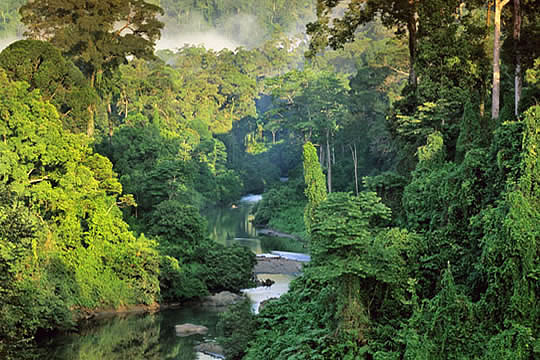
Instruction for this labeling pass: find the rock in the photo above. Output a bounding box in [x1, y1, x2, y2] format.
[174, 323, 208, 337]
[195, 342, 225, 358]
[202, 291, 243, 307]
[254, 257, 303, 275]
[255, 278, 275, 287]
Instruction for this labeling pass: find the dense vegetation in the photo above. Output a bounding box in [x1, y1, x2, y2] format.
[0, 0, 538, 359]
[240, 1, 540, 359]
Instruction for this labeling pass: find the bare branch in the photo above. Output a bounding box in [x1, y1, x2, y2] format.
[29, 176, 49, 184]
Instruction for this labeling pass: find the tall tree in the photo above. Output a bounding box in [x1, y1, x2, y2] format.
[307, 0, 419, 87]
[0, 40, 97, 134]
[19, 0, 164, 135]
[492, 0, 510, 119]
[20, 0, 163, 86]
[303, 141, 327, 234]
[513, 0, 522, 116]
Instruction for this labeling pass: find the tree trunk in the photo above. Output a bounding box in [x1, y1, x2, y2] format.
[492, 0, 510, 119]
[319, 144, 325, 167]
[87, 69, 97, 137]
[108, 101, 113, 144]
[350, 144, 359, 196]
[90, 70, 96, 88]
[326, 130, 332, 194]
[87, 104, 94, 137]
[487, 1, 492, 27]
[407, 1, 418, 88]
[513, 0, 522, 116]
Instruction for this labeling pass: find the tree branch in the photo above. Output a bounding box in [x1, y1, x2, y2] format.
[29, 176, 49, 184]
[387, 65, 409, 76]
[115, 13, 132, 36]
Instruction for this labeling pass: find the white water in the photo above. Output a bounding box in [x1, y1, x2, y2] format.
[239, 194, 263, 203]
[271, 251, 311, 262]
[242, 274, 296, 313]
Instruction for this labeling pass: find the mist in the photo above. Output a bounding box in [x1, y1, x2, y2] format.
[156, 10, 310, 52]
[157, 30, 241, 52]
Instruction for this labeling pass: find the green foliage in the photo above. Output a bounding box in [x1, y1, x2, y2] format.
[248, 192, 420, 359]
[201, 243, 256, 293]
[245, 276, 342, 360]
[254, 178, 307, 237]
[156, 47, 258, 134]
[0, 40, 97, 134]
[476, 106, 539, 357]
[0, 186, 73, 342]
[244, 3, 540, 360]
[150, 200, 207, 259]
[456, 101, 485, 161]
[146, 199, 255, 300]
[217, 299, 258, 360]
[363, 172, 408, 222]
[158, 0, 315, 48]
[403, 266, 482, 359]
[0, 70, 161, 343]
[20, 0, 164, 82]
[303, 141, 327, 233]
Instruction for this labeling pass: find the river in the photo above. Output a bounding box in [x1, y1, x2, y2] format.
[30, 195, 305, 360]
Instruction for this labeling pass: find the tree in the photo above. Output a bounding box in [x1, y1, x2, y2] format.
[0, 69, 161, 340]
[307, 0, 420, 87]
[513, 0, 522, 116]
[0, 40, 97, 134]
[302, 141, 326, 233]
[20, 0, 164, 86]
[266, 68, 350, 191]
[492, 0, 511, 119]
[309, 192, 419, 351]
[19, 0, 164, 135]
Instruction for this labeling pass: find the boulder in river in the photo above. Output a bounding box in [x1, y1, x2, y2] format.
[202, 291, 244, 307]
[255, 278, 275, 287]
[175, 323, 208, 337]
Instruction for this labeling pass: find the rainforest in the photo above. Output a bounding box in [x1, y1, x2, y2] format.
[0, 0, 538, 359]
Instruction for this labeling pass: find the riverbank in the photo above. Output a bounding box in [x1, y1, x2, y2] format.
[257, 228, 299, 240]
[254, 255, 305, 275]
[76, 254, 305, 322]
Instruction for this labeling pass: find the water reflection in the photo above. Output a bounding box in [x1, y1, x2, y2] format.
[204, 195, 305, 254]
[204, 198, 259, 250]
[35, 307, 222, 360]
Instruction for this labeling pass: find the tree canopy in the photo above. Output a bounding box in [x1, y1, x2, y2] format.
[19, 0, 164, 85]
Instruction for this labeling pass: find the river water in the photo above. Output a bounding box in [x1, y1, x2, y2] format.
[31, 195, 304, 360]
